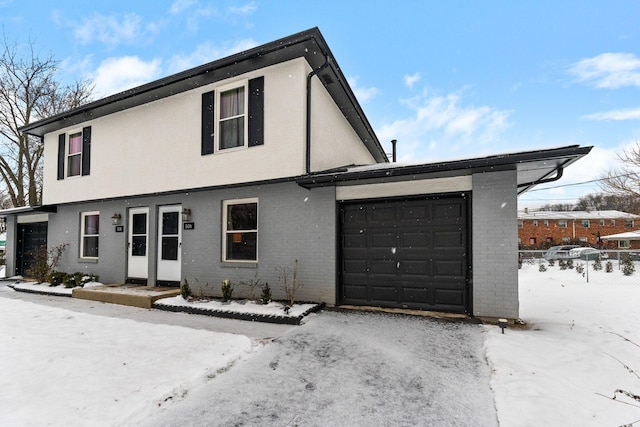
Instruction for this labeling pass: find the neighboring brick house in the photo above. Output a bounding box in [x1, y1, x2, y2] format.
[518, 210, 640, 249]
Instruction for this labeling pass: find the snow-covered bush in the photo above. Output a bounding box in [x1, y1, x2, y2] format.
[538, 264, 547, 272]
[180, 278, 192, 300]
[593, 258, 602, 271]
[221, 279, 234, 302]
[606, 261, 614, 273]
[621, 254, 635, 276]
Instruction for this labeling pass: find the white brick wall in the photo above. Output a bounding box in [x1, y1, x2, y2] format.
[472, 170, 519, 319]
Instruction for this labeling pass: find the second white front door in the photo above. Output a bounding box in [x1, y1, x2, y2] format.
[157, 205, 182, 283]
[127, 207, 149, 281]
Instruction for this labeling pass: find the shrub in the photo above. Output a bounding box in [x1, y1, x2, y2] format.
[606, 261, 614, 273]
[567, 259, 574, 270]
[239, 273, 262, 300]
[47, 270, 69, 287]
[180, 278, 192, 300]
[593, 258, 602, 271]
[63, 272, 99, 288]
[221, 279, 234, 302]
[260, 282, 272, 304]
[276, 260, 303, 306]
[547, 259, 555, 267]
[559, 260, 567, 270]
[621, 254, 635, 276]
[26, 243, 68, 283]
[576, 263, 584, 274]
[538, 264, 547, 272]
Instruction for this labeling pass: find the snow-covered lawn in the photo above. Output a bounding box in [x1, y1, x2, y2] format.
[486, 264, 640, 426]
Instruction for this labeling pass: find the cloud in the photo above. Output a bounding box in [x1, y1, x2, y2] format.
[569, 52, 640, 88]
[169, 0, 197, 14]
[582, 107, 640, 121]
[347, 76, 379, 103]
[229, 2, 257, 15]
[377, 89, 511, 162]
[167, 39, 258, 73]
[404, 73, 421, 88]
[90, 56, 162, 97]
[74, 13, 158, 47]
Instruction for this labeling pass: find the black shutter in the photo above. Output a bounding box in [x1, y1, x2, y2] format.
[201, 91, 215, 155]
[57, 133, 65, 180]
[248, 77, 264, 147]
[81, 126, 91, 176]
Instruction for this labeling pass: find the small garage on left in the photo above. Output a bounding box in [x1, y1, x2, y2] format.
[1, 207, 55, 278]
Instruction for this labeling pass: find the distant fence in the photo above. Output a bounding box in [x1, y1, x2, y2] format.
[518, 250, 640, 284]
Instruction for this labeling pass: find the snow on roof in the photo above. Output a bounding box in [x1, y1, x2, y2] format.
[518, 210, 640, 220]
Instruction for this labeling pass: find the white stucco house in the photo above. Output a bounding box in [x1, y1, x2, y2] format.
[1, 27, 591, 319]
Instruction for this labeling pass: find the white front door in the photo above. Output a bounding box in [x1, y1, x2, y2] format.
[127, 207, 149, 280]
[157, 205, 182, 283]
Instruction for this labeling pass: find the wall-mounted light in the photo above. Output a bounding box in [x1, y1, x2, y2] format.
[111, 213, 122, 226]
[182, 208, 192, 221]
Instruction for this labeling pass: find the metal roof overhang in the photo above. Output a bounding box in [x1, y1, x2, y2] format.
[0, 205, 57, 218]
[19, 27, 387, 163]
[296, 145, 593, 194]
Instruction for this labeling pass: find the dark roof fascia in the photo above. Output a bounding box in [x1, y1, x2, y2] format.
[0, 205, 57, 218]
[296, 145, 593, 188]
[19, 27, 387, 163]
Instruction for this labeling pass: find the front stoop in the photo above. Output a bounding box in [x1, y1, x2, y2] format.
[72, 285, 180, 309]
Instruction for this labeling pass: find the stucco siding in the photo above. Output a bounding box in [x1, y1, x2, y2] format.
[42, 59, 310, 205]
[472, 170, 519, 319]
[309, 75, 376, 171]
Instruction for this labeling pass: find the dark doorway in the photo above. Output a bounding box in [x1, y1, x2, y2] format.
[16, 222, 48, 276]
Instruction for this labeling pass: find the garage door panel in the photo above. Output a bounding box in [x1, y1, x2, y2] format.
[340, 195, 469, 313]
[371, 286, 398, 303]
[433, 230, 464, 248]
[371, 232, 396, 248]
[433, 260, 465, 277]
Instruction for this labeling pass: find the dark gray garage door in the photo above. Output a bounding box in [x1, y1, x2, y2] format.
[339, 195, 469, 313]
[16, 221, 48, 276]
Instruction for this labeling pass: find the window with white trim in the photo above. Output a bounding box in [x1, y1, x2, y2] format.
[80, 211, 99, 259]
[579, 237, 588, 242]
[67, 132, 83, 177]
[626, 220, 634, 228]
[619, 240, 631, 248]
[533, 220, 538, 227]
[218, 83, 247, 150]
[558, 220, 567, 228]
[599, 220, 605, 226]
[222, 199, 258, 262]
[581, 220, 590, 228]
[544, 220, 549, 227]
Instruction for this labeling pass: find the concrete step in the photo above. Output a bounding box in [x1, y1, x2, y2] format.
[72, 285, 181, 309]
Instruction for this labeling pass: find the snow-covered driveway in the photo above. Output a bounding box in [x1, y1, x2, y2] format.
[143, 311, 498, 426]
[0, 282, 497, 426]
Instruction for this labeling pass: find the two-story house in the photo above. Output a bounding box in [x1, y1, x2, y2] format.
[3, 28, 591, 319]
[518, 210, 640, 249]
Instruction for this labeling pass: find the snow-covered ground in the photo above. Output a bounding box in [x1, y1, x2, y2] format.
[486, 263, 640, 426]
[0, 263, 638, 426]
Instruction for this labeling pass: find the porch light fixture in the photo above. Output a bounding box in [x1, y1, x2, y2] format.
[111, 213, 122, 226]
[182, 208, 192, 221]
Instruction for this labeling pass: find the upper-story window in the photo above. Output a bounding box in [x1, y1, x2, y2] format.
[532, 220, 538, 227]
[67, 132, 83, 177]
[599, 220, 606, 226]
[543, 220, 549, 227]
[201, 77, 264, 156]
[219, 86, 246, 150]
[626, 220, 634, 228]
[57, 126, 91, 180]
[581, 220, 590, 228]
[558, 220, 567, 228]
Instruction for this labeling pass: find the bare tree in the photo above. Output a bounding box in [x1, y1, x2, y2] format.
[600, 142, 640, 201]
[0, 36, 93, 207]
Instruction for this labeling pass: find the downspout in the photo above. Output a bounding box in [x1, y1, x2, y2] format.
[306, 56, 330, 174]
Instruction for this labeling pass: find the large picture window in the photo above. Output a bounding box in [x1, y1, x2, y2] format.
[223, 199, 258, 262]
[81, 212, 99, 259]
[219, 85, 246, 150]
